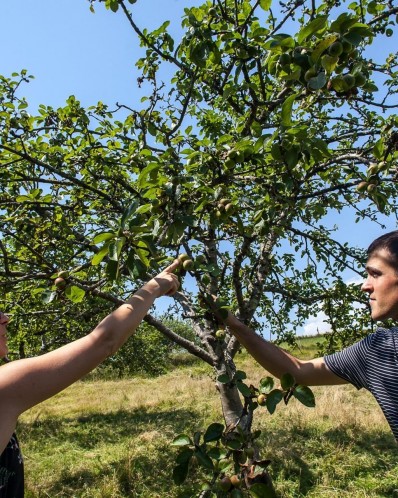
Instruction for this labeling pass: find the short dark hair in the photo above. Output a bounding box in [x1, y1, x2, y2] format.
[367, 230, 398, 267]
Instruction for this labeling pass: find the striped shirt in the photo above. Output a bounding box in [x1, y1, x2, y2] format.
[324, 326, 398, 440]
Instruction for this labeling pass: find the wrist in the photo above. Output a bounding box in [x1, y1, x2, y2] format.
[141, 278, 163, 299]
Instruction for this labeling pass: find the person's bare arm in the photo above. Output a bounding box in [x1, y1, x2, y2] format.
[0, 261, 180, 451]
[225, 312, 347, 386]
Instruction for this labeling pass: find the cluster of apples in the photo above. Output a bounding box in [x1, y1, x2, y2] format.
[274, 33, 368, 95]
[215, 198, 235, 218]
[217, 473, 243, 494]
[177, 253, 194, 270]
[356, 161, 386, 194]
[326, 38, 367, 93]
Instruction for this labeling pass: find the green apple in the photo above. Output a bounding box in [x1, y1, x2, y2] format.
[257, 394, 266, 406]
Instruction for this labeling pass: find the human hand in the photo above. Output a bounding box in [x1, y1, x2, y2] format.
[0, 312, 10, 325]
[147, 259, 181, 297]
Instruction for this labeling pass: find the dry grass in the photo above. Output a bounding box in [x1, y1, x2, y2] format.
[18, 350, 398, 497]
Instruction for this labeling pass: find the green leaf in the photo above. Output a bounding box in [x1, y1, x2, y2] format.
[237, 380, 252, 397]
[109, 237, 126, 262]
[176, 448, 194, 464]
[134, 240, 150, 267]
[311, 34, 339, 63]
[217, 374, 230, 384]
[249, 482, 278, 498]
[91, 245, 110, 266]
[171, 434, 192, 446]
[233, 370, 247, 381]
[259, 0, 272, 10]
[281, 93, 298, 126]
[265, 389, 283, 414]
[194, 448, 214, 470]
[293, 385, 315, 407]
[330, 13, 357, 34]
[297, 15, 328, 44]
[120, 200, 138, 229]
[105, 0, 119, 12]
[106, 259, 119, 281]
[93, 232, 116, 244]
[172, 462, 189, 485]
[348, 23, 372, 38]
[204, 422, 224, 442]
[128, 255, 148, 279]
[373, 139, 384, 159]
[65, 285, 85, 303]
[207, 447, 227, 460]
[281, 373, 295, 390]
[224, 438, 242, 450]
[259, 376, 274, 394]
[307, 72, 327, 90]
[42, 290, 57, 304]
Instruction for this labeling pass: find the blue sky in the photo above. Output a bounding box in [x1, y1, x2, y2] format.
[1, 1, 397, 334]
[0, 0, 202, 110]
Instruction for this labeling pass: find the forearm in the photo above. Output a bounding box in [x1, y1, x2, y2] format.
[225, 312, 345, 386]
[90, 281, 159, 356]
[225, 313, 303, 380]
[1, 282, 160, 416]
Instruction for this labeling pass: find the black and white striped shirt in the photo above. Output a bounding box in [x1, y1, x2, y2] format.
[324, 326, 398, 440]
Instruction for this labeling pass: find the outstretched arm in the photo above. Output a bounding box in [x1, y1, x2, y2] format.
[0, 260, 180, 452]
[224, 312, 347, 387]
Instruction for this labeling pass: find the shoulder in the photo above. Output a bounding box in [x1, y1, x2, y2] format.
[370, 325, 398, 343]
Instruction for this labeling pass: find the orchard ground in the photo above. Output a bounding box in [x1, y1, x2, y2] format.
[18, 334, 398, 498]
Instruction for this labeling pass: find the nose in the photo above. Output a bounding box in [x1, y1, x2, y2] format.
[361, 277, 372, 293]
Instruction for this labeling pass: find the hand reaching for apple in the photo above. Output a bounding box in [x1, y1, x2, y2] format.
[146, 259, 181, 297]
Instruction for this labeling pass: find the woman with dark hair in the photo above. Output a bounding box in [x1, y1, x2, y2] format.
[0, 260, 180, 497]
[220, 230, 398, 441]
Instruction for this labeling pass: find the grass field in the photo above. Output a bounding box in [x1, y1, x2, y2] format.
[18, 336, 398, 497]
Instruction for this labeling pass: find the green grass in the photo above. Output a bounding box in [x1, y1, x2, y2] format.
[17, 336, 398, 497]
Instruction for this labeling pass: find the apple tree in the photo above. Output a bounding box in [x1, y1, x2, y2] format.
[1, 0, 398, 494]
